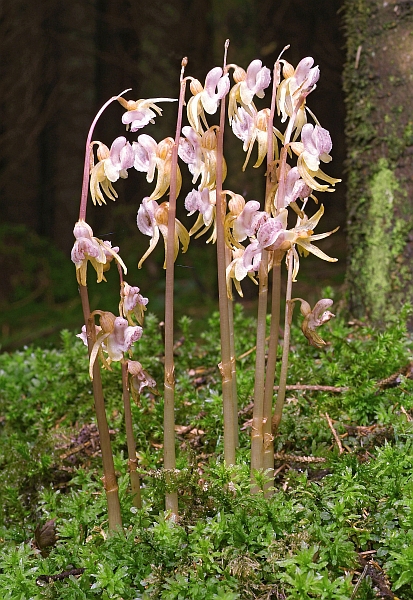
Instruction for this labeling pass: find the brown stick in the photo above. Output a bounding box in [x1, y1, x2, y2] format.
[324, 412, 344, 454]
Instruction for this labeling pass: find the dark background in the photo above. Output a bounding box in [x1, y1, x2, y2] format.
[0, 0, 346, 349]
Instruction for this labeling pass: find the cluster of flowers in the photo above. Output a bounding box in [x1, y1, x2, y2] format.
[71, 53, 340, 373]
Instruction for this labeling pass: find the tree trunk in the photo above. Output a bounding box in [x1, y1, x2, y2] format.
[343, 0, 413, 327]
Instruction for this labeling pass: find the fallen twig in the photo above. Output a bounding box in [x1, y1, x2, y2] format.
[324, 412, 344, 454]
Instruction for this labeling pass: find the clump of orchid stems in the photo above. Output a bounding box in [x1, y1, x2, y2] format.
[72, 43, 340, 523]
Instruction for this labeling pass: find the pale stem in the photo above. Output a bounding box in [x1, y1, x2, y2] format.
[250, 250, 269, 488]
[251, 60, 280, 490]
[163, 59, 187, 515]
[262, 68, 301, 488]
[272, 250, 294, 433]
[216, 40, 236, 466]
[262, 261, 281, 488]
[225, 245, 239, 448]
[121, 362, 142, 508]
[79, 284, 123, 533]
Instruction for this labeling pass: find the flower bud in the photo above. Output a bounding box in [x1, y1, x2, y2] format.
[232, 66, 247, 83]
[190, 79, 203, 95]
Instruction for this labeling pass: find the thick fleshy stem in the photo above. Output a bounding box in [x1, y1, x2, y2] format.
[116, 263, 141, 508]
[76, 95, 132, 533]
[121, 362, 142, 508]
[79, 285, 123, 533]
[251, 58, 280, 490]
[262, 58, 286, 491]
[163, 58, 188, 515]
[216, 40, 236, 466]
[272, 249, 294, 433]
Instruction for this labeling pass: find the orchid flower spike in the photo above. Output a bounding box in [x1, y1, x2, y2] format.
[118, 96, 178, 132]
[71, 220, 127, 286]
[119, 281, 148, 326]
[228, 59, 271, 123]
[187, 67, 230, 133]
[87, 310, 143, 379]
[89, 137, 135, 206]
[292, 298, 335, 348]
[137, 197, 189, 269]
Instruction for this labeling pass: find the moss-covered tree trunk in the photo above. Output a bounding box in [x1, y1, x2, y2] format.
[343, 0, 413, 327]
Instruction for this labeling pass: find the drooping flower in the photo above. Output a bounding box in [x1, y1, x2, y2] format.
[276, 166, 313, 213]
[277, 56, 320, 137]
[133, 135, 182, 201]
[179, 125, 226, 191]
[117, 96, 177, 132]
[137, 197, 189, 268]
[282, 205, 338, 281]
[119, 281, 148, 326]
[228, 59, 271, 122]
[184, 188, 216, 242]
[89, 137, 135, 206]
[71, 220, 127, 286]
[187, 67, 230, 133]
[292, 298, 335, 347]
[88, 310, 143, 379]
[226, 247, 258, 299]
[232, 107, 280, 170]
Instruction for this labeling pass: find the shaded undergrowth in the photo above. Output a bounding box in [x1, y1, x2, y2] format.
[1, 305, 413, 599]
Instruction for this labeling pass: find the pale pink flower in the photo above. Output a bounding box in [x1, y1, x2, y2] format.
[71, 220, 127, 286]
[118, 97, 177, 132]
[120, 281, 148, 326]
[300, 124, 332, 172]
[239, 60, 271, 106]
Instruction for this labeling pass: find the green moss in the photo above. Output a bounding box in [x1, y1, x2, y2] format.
[362, 160, 399, 323]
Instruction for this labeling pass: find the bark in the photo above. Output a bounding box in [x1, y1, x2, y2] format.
[343, 0, 413, 327]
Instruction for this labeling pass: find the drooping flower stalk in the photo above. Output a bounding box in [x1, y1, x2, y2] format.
[215, 41, 237, 466]
[272, 249, 294, 433]
[76, 94, 130, 534]
[163, 58, 188, 515]
[121, 362, 142, 508]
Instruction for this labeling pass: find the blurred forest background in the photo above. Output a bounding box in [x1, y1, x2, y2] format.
[0, 0, 348, 349]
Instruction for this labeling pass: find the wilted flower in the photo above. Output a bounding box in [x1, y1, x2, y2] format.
[118, 96, 177, 132]
[293, 298, 335, 347]
[119, 281, 148, 326]
[71, 220, 127, 286]
[137, 197, 189, 268]
[126, 360, 157, 402]
[187, 67, 230, 133]
[88, 310, 143, 379]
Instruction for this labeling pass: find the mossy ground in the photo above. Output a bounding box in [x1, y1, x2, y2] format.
[1, 305, 413, 598]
